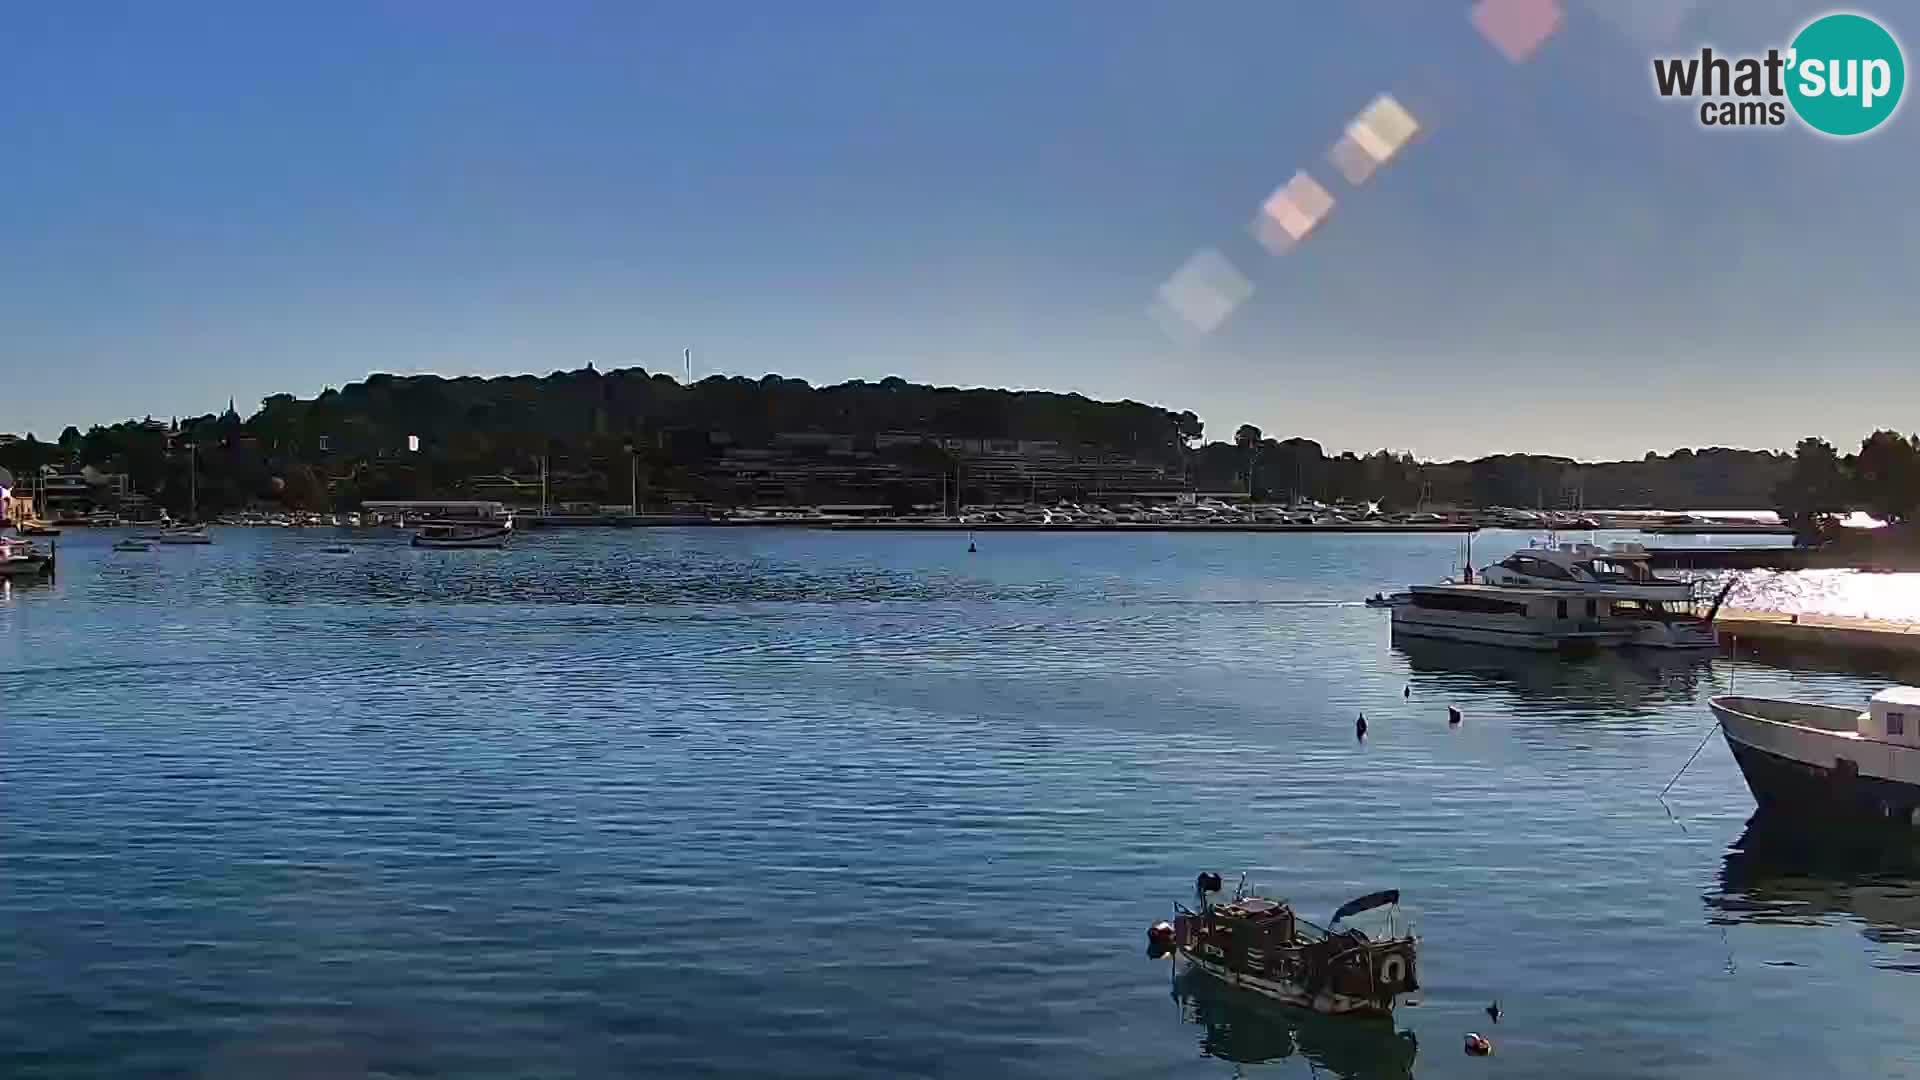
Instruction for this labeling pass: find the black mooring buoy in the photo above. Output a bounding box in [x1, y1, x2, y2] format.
[967, 541, 977, 553]
[1356, 713, 1368, 740]
[1448, 705, 1462, 726]
[1404, 684, 1411, 699]
[1487, 1000, 1502, 1024]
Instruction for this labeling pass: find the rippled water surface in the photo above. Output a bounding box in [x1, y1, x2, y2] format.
[5, 527, 1919, 1078]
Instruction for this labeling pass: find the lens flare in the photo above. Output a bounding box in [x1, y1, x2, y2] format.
[1252, 171, 1336, 255]
[1330, 94, 1421, 185]
[1156, 248, 1253, 333]
[1470, 0, 1565, 63]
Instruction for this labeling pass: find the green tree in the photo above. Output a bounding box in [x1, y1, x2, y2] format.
[1854, 430, 1920, 525]
[1773, 437, 1852, 536]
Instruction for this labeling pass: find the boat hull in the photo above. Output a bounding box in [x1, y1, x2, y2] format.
[1713, 698, 1920, 825]
[0, 558, 53, 578]
[1180, 952, 1395, 1018]
[1389, 613, 1626, 653]
[412, 532, 510, 549]
[1629, 622, 1721, 650]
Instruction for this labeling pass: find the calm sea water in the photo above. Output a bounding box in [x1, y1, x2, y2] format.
[4, 527, 1919, 1079]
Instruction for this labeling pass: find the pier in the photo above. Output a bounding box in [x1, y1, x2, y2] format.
[1646, 546, 1815, 570]
[1718, 608, 1920, 661]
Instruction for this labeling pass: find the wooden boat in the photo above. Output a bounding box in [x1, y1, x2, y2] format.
[1711, 687, 1920, 824]
[1150, 873, 1418, 1017]
[411, 520, 512, 549]
[19, 520, 61, 537]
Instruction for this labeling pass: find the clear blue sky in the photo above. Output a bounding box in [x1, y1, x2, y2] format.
[0, 1, 1911, 460]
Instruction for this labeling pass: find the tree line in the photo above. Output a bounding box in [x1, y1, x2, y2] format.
[0, 366, 1899, 519]
[1773, 430, 1920, 535]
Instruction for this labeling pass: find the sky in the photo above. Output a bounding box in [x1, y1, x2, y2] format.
[0, 0, 1913, 461]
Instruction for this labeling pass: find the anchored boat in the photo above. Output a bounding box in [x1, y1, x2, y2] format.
[1387, 540, 1731, 652]
[1710, 687, 1920, 824]
[1149, 873, 1418, 1018]
[156, 525, 213, 545]
[412, 520, 512, 549]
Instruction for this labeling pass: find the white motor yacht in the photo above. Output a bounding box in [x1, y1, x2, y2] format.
[1387, 541, 1729, 651]
[1473, 541, 1726, 649]
[1711, 687, 1920, 824]
[1390, 583, 1634, 652]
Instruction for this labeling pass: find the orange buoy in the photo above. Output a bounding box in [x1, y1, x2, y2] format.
[1464, 1032, 1493, 1056]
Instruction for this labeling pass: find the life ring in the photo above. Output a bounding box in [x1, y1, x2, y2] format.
[1377, 952, 1408, 987]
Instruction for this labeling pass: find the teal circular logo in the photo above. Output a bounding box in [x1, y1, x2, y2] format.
[1787, 13, 1905, 136]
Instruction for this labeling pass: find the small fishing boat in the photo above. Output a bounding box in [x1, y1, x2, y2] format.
[318, 544, 353, 555]
[113, 538, 153, 552]
[1364, 591, 1411, 609]
[1148, 873, 1418, 1018]
[19, 520, 61, 537]
[156, 525, 212, 545]
[1711, 687, 1920, 825]
[411, 520, 512, 549]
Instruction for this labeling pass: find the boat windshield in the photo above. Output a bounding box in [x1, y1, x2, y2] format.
[1581, 558, 1650, 582]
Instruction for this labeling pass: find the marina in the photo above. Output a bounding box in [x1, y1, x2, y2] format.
[2, 1, 1913, 1072]
[4, 527, 1918, 1078]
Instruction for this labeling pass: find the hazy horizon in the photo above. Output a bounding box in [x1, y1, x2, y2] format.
[2, 0, 1912, 460]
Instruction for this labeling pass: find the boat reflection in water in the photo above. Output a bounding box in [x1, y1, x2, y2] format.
[1172, 970, 1418, 1077]
[1709, 815, 1920, 954]
[1393, 635, 1714, 717]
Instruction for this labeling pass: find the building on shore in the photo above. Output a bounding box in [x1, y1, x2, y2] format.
[360, 499, 508, 521]
[41, 469, 131, 519]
